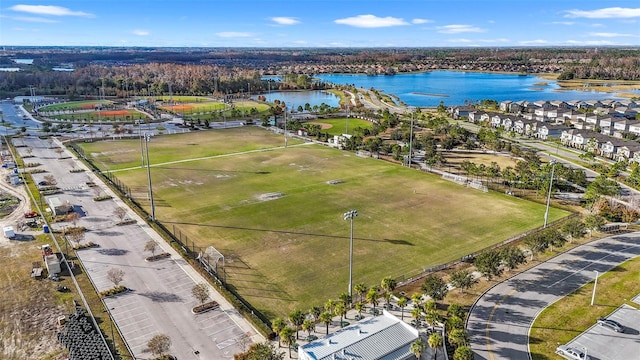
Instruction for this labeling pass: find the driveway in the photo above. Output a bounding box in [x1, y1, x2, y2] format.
[467, 233, 640, 360]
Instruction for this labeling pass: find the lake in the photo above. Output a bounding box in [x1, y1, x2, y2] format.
[315, 71, 636, 107]
[254, 90, 340, 109]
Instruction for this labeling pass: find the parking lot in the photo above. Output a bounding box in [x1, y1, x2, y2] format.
[563, 304, 640, 360]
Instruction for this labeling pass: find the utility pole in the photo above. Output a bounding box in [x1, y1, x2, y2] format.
[343, 210, 358, 304]
[144, 133, 156, 221]
[543, 160, 556, 228]
[408, 107, 415, 167]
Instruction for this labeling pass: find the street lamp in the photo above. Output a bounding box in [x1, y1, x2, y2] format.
[543, 159, 556, 228]
[408, 107, 415, 167]
[144, 133, 156, 221]
[343, 210, 358, 303]
[591, 270, 599, 306]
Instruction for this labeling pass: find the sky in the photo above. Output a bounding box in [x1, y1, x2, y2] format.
[0, 0, 639, 47]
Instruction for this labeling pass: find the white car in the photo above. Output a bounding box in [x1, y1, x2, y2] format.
[556, 345, 590, 360]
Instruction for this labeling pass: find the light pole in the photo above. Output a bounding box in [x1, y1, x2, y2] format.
[543, 159, 556, 228]
[144, 133, 156, 221]
[408, 107, 415, 167]
[591, 270, 599, 306]
[343, 210, 358, 303]
[284, 106, 288, 148]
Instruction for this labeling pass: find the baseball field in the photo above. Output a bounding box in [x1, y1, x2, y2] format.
[77, 127, 569, 318]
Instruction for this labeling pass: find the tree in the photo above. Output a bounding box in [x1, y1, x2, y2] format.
[107, 268, 125, 287]
[447, 303, 466, 319]
[271, 318, 285, 347]
[338, 292, 351, 308]
[499, 246, 526, 271]
[381, 276, 397, 308]
[410, 338, 427, 359]
[309, 306, 322, 323]
[113, 207, 127, 222]
[234, 342, 284, 360]
[425, 309, 442, 331]
[289, 309, 305, 339]
[144, 240, 158, 257]
[354, 301, 365, 318]
[428, 333, 443, 360]
[192, 283, 209, 304]
[411, 293, 423, 309]
[366, 287, 379, 311]
[397, 296, 408, 320]
[302, 319, 314, 337]
[453, 346, 474, 360]
[147, 334, 171, 358]
[523, 233, 547, 261]
[421, 274, 448, 303]
[449, 270, 477, 293]
[324, 299, 336, 314]
[410, 307, 422, 327]
[66, 211, 80, 226]
[65, 227, 85, 248]
[584, 213, 606, 236]
[43, 174, 57, 186]
[279, 326, 296, 358]
[354, 283, 368, 303]
[448, 328, 469, 348]
[584, 175, 620, 203]
[474, 250, 502, 280]
[334, 301, 347, 327]
[319, 311, 333, 335]
[447, 315, 464, 330]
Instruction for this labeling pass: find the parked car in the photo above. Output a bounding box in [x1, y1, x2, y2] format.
[24, 211, 38, 218]
[556, 345, 590, 360]
[597, 317, 624, 333]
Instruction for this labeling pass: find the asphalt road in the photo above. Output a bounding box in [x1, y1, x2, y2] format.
[467, 232, 640, 360]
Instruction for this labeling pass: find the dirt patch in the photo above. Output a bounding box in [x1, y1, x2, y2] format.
[80, 103, 100, 109]
[163, 105, 195, 111]
[98, 110, 132, 116]
[255, 192, 285, 201]
[308, 122, 333, 130]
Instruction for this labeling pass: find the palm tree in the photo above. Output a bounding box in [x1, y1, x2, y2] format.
[289, 309, 305, 340]
[448, 328, 469, 348]
[334, 301, 347, 327]
[339, 292, 351, 308]
[428, 333, 443, 360]
[425, 310, 442, 331]
[324, 299, 336, 314]
[366, 287, 379, 312]
[410, 307, 423, 328]
[354, 283, 368, 303]
[354, 302, 365, 319]
[397, 296, 408, 320]
[381, 276, 397, 308]
[411, 293, 423, 309]
[310, 305, 322, 323]
[410, 338, 426, 359]
[302, 319, 314, 338]
[319, 311, 333, 335]
[279, 326, 296, 358]
[271, 318, 285, 347]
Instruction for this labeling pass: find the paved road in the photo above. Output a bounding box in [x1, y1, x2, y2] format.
[467, 232, 640, 360]
[17, 136, 263, 359]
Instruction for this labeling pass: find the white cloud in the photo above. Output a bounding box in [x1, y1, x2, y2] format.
[216, 32, 253, 38]
[519, 39, 548, 45]
[10, 4, 93, 17]
[11, 16, 58, 23]
[132, 30, 150, 36]
[437, 24, 486, 34]
[565, 7, 640, 19]
[412, 18, 431, 24]
[565, 39, 619, 46]
[334, 14, 409, 28]
[446, 38, 472, 43]
[292, 40, 308, 45]
[478, 38, 510, 43]
[552, 21, 574, 25]
[270, 17, 300, 25]
[589, 32, 637, 37]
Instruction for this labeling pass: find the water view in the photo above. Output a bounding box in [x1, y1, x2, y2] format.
[315, 71, 637, 107]
[254, 90, 341, 109]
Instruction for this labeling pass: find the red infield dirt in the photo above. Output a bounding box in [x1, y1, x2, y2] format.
[99, 110, 132, 116]
[80, 103, 100, 109]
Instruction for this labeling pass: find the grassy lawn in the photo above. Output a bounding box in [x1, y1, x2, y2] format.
[77, 127, 569, 319]
[309, 118, 373, 136]
[529, 254, 640, 360]
[50, 109, 148, 123]
[147, 95, 213, 102]
[159, 101, 227, 114]
[39, 100, 112, 112]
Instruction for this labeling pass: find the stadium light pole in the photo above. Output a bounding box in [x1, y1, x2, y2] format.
[343, 210, 358, 304]
[284, 106, 288, 148]
[144, 133, 156, 221]
[543, 159, 556, 228]
[591, 270, 599, 306]
[408, 107, 415, 167]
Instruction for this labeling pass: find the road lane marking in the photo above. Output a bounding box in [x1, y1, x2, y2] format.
[486, 289, 517, 360]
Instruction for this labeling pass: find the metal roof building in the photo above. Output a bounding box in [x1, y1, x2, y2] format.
[299, 311, 419, 360]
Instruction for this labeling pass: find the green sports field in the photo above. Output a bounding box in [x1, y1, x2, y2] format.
[309, 118, 373, 136]
[78, 127, 569, 319]
[39, 100, 113, 112]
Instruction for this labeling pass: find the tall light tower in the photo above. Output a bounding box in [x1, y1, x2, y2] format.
[144, 133, 156, 221]
[543, 160, 556, 228]
[343, 210, 358, 303]
[283, 106, 288, 148]
[408, 107, 415, 167]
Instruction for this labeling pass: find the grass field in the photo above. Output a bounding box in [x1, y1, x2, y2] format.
[146, 95, 213, 102]
[309, 118, 373, 136]
[49, 109, 147, 122]
[159, 101, 227, 113]
[529, 255, 640, 359]
[39, 100, 112, 112]
[77, 127, 569, 319]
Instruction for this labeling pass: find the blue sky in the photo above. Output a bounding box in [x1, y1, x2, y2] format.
[1, 0, 639, 47]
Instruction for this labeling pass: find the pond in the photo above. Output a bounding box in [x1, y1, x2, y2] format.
[253, 90, 340, 109]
